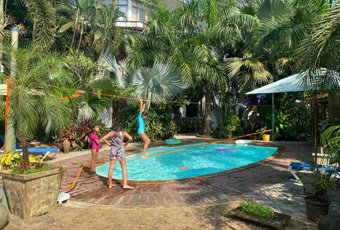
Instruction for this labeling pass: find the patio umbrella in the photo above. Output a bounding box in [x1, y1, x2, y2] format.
[246, 69, 340, 166]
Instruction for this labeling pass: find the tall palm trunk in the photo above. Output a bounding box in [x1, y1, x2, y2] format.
[32, 19, 37, 44]
[328, 93, 340, 124]
[77, 21, 84, 53]
[99, 39, 108, 59]
[111, 99, 126, 126]
[203, 82, 213, 135]
[69, 8, 79, 53]
[17, 135, 30, 171]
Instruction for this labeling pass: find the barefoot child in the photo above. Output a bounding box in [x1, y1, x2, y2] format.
[100, 124, 133, 189]
[138, 99, 150, 158]
[90, 124, 100, 176]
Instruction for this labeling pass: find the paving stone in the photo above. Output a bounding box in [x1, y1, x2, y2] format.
[47, 141, 338, 227]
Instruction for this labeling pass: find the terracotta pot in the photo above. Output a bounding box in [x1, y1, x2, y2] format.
[62, 139, 70, 153]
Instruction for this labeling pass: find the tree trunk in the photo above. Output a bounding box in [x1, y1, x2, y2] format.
[32, 19, 36, 44]
[328, 93, 340, 124]
[77, 21, 84, 53]
[111, 99, 126, 126]
[69, 8, 79, 54]
[17, 136, 30, 171]
[203, 82, 213, 135]
[98, 39, 108, 60]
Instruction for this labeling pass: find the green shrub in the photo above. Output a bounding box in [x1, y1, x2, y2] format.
[212, 112, 243, 138]
[12, 164, 50, 175]
[118, 103, 176, 142]
[241, 201, 277, 219]
[55, 119, 107, 151]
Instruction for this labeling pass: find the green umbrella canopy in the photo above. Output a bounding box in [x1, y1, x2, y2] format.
[245, 69, 340, 167]
[246, 69, 340, 95]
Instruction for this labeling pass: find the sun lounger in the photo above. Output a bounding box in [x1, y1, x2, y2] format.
[0, 135, 59, 161]
[289, 162, 340, 181]
[26, 148, 59, 161]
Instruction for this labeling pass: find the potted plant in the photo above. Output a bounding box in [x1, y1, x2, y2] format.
[303, 125, 340, 222]
[303, 171, 336, 222]
[0, 47, 73, 219]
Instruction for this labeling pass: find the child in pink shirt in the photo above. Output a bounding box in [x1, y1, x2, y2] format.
[90, 124, 100, 175]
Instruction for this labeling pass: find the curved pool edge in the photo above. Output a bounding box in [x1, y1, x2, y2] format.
[96, 144, 284, 185]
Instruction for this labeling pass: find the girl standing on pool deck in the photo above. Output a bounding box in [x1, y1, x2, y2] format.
[138, 99, 150, 158]
[100, 124, 133, 189]
[90, 124, 100, 176]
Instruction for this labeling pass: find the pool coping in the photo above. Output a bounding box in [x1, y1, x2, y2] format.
[95, 141, 284, 185]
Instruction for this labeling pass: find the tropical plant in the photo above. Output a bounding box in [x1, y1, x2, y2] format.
[118, 103, 176, 141]
[57, 0, 99, 53]
[62, 53, 118, 120]
[226, 57, 272, 93]
[0, 47, 73, 171]
[295, 2, 340, 124]
[55, 119, 107, 151]
[92, 2, 125, 59]
[23, 0, 57, 50]
[321, 125, 340, 166]
[212, 111, 243, 139]
[0, 152, 42, 172]
[102, 55, 183, 110]
[128, 0, 248, 135]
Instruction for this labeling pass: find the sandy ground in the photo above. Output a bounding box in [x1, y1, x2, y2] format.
[5, 203, 315, 230]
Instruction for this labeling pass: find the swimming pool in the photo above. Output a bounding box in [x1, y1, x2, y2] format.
[96, 143, 278, 182]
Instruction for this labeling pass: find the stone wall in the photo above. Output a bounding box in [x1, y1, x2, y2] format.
[0, 169, 59, 220]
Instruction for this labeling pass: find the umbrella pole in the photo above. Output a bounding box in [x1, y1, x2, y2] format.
[314, 92, 318, 168]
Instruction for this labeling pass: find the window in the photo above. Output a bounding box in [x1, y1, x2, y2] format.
[132, 7, 138, 21]
[117, 0, 127, 4]
[139, 10, 146, 22]
[118, 6, 127, 21]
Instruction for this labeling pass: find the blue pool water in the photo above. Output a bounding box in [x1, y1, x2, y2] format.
[96, 143, 277, 181]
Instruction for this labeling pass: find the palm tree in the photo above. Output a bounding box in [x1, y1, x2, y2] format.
[93, 2, 125, 59]
[23, 0, 57, 50]
[296, 1, 340, 123]
[57, 0, 98, 53]
[62, 53, 120, 120]
[101, 55, 183, 110]
[225, 0, 329, 97]
[1, 47, 73, 170]
[249, 0, 328, 59]
[226, 56, 272, 93]
[128, 0, 247, 135]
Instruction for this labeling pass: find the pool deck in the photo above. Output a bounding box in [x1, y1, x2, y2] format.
[47, 136, 340, 227]
[2, 135, 340, 229]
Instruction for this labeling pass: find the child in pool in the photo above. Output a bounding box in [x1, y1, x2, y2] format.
[100, 124, 133, 189]
[90, 124, 100, 176]
[138, 99, 150, 158]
